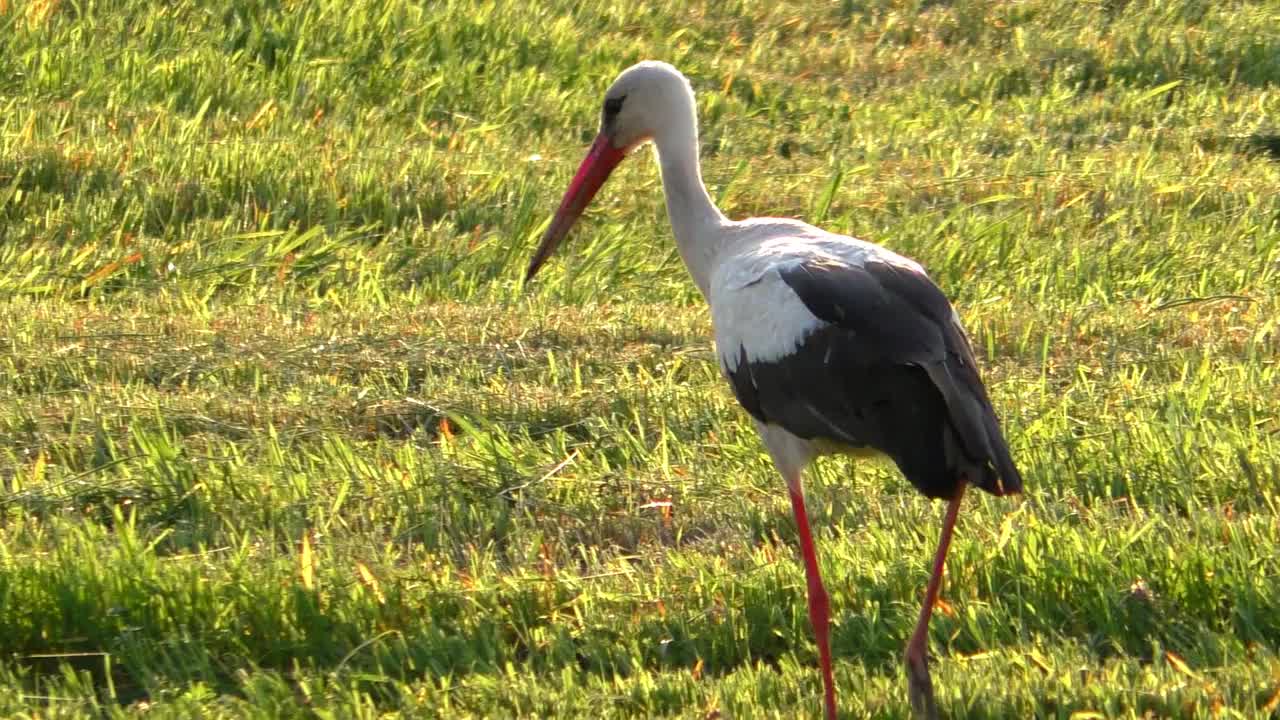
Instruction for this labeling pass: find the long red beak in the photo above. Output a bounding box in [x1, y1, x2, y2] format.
[525, 133, 627, 281]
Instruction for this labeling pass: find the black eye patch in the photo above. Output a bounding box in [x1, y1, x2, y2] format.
[603, 95, 626, 116]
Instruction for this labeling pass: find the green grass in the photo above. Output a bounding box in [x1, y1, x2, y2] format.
[2, 0, 1279, 717]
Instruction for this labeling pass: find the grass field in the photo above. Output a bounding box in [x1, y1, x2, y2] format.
[2, 0, 1279, 717]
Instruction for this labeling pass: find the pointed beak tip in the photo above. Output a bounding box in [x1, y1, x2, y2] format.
[524, 235, 555, 284]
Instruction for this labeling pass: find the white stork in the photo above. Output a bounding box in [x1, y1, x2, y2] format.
[525, 61, 1023, 720]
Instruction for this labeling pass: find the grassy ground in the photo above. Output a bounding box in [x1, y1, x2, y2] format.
[2, 0, 1279, 717]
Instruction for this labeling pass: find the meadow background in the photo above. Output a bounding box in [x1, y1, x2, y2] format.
[2, 0, 1279, 717]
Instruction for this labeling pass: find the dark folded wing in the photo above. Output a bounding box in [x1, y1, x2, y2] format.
[727, 257, 1022, 497]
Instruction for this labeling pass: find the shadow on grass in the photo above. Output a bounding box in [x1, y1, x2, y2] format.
[1197, 133, 1280, 162]
[0, 148, 121, 214]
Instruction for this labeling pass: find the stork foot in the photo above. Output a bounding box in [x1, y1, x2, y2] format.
[905, 648, 939, 720]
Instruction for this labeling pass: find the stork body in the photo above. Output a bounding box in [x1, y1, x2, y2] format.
[526, 61, 1023, 720]
[711, 223, 1019, 502]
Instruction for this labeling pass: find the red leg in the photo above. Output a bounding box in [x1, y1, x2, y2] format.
[904, 483, 967, 720]
[786, 476, 838, 720]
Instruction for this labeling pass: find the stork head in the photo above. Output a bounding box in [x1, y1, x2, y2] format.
[525, 61, 696, 281]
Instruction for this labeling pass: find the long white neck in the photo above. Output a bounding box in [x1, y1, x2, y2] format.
[651, 115, 728, 298]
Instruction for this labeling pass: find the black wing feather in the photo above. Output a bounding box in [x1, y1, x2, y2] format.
[726, 258, 1022, 499]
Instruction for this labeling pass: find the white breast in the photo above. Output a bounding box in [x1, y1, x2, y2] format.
[711, 270, 822, 371]
[707, 219, 925, 374]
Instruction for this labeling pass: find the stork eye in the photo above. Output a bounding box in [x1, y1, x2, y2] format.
[603, 95, 626, 117]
